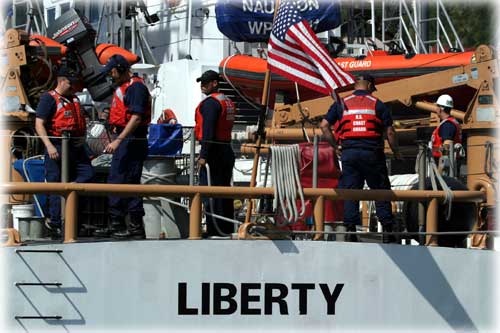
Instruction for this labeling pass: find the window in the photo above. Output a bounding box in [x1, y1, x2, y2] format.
[46, 7, 56, 25]
[89, 2, 100, 24]
[60, 3, 70, 16]
[14, 4, 27, 27]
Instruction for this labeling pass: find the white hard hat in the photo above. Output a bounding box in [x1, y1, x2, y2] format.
[436, 94, 453, 108]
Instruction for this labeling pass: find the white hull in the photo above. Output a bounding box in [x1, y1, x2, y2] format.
[3, 240, 497, 332]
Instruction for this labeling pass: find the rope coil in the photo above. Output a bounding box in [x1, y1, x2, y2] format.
[270, 144, 305, 224]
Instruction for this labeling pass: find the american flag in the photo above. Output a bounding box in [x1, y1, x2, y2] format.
[268, 0, 355, 95]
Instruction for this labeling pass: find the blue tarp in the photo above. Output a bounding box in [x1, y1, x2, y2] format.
[148, 124, 183, 157]
[215, 0, 341, 42]
[13, 159, 46, 217]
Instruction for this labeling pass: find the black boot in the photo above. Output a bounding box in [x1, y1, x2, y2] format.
[345, 224, 359, 242]
[112, 216, 145, 240]
[45, 221, 62, 240]
[94, 218, 125, 238]
[382, 223, 398, 244]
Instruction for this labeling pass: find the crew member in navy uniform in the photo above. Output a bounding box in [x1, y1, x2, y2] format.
[430, 94, 461, 163]
[94, 55, 151, 239]
[320, 74, 400, 243]
[195, 70, 236, 237]
[35, 66, 95, 238]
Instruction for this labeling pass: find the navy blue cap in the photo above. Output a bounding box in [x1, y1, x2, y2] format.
[100, 54, 131, 74]
[356, 73, 376, 91]
[57, 66, 78, 82]
[196, 70, 221, 83]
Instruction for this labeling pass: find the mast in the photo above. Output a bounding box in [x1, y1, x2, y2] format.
[242, 0, 281, 226]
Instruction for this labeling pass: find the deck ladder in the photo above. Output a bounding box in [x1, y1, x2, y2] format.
[14, 249, 64, 321]
[7, 0, 46, 35]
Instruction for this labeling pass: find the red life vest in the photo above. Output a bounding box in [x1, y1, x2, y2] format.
[194, 93, 235, 141]
[47, 90, 86, 137]
[431, 117, 462, 158]
[337, 94, 383, 140]
[109, 76, 151, 128]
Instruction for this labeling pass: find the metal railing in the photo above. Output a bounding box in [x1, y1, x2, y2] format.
[1, 182, 486, 245]
[381, 0, 464, 54]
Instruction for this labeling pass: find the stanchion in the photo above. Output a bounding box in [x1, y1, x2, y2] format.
[64, 190, 78, 243]
[189, 193, 202, 240]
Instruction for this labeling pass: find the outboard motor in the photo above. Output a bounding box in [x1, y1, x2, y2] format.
[47, 9, 113, 101]
[404, 177, 476, 248]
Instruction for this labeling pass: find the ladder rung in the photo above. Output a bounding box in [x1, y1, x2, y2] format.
[419, 18, 438, 23]
[15, 316, 62, 320]
[15, 282, 62, 286]
[16, 249, 63, 253]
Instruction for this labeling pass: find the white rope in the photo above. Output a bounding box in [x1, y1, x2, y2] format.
[374, 146, 454, 223]
[270, 145, 305, 225]
[426, 148, 454, 220]
[271, 145, 288, 222]
[141, 172, 177, 184]
[283, 146, 297, 221]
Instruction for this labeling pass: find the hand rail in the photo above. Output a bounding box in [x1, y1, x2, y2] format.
[1, 182, 486, 244]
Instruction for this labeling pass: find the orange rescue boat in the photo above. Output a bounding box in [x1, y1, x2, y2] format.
[219, 50, 474, 105]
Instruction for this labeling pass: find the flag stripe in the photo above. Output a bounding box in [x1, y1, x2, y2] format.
[292, 22, 351, 88]
[269, 43, 321, 75]
[268, 47, 328, 91]
[298, 22, 355, 85]
[267, 0, 354, 96]
[268, 51, 323, 80]
[270, 37, 309, 63]
[268, 60, 329, 95]
[268, 58, 327, 90]
[288, 26, 342, 90]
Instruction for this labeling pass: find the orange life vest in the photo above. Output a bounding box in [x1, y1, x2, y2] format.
[431, 117, 462, 158]
[194, 93, 235, 141]
[337, 94, 383, 140]
[109, 76, 151, 128]
[47, 90, 86, 137]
